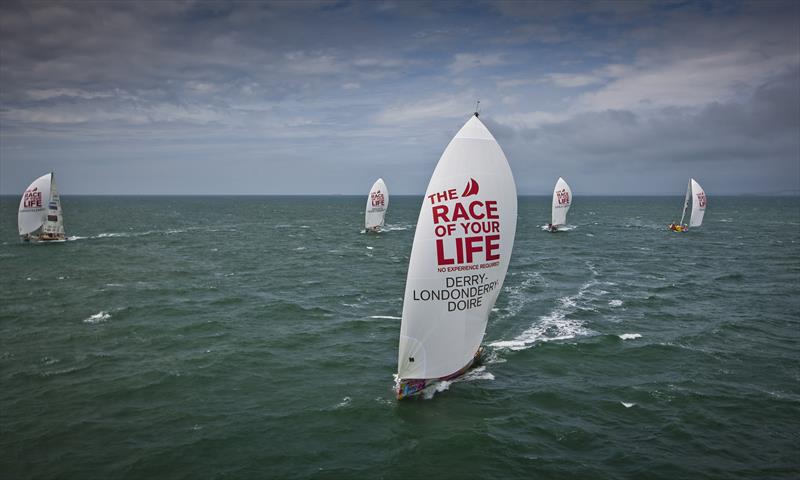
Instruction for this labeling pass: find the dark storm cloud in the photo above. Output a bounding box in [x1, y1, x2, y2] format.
[0, 0, 797, 195]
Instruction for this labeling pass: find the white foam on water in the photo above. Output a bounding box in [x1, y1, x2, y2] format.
[369, 315, 400, 320]
[499, 271, 544, 320]
[421, 366, 494, 400]
[366, 246, 374, 250]
[609, 299, 623, 307]
[381, 224, 411, 232]
[294, 247, 306, 251]
[619, 333, 642, 340]
[491, 262, 602, 351]
[67, 235, 87, 241]
[621, 402, 636, 408]
[95, 232, 127, 238]
[84, 311, 111, 324]
[335, 397, 351, 409]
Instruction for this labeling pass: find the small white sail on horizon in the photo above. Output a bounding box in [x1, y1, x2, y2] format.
[396, 113, 517, 399]
[365, 178, 388, 231]
[549, 177, 572, 231]
[18, 172, 66, 243]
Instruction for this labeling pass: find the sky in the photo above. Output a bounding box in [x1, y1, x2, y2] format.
[1, 0, 798, 195]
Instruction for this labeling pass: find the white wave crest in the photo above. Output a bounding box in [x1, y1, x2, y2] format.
[84, 311, 110, 324]
[618, 333, 642, 340]
[621, 402, 636, 408]
[369, 315, 400, 320]
[335, 397, 351, 409]
[609, 299, 623, 307]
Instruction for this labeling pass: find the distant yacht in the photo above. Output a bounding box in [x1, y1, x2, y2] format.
[18, 172, 66, 244]
[669, 178, 706, 232]
[395, 112, 517, 400]
[547, 177, 572, 233]
[365, 178, 388, 232]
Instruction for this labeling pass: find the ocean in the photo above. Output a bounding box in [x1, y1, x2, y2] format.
[1, 195, 798, 479]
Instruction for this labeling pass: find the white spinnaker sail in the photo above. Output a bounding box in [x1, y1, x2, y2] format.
[689, 178, 706, 227]
[397, 114, 517, 380]
[551, 177, 572, 226]
[365, 178, 389, 229]
[18, 173, 52, 236]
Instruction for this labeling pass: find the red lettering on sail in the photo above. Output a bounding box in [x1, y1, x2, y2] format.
[370, 190, 385, 207]
[430, 184, 502, 267]
[23, 188, 42, 209]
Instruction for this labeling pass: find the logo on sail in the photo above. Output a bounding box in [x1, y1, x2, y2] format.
[427, 182, 501, 270]
[461, 178, 479, 197]
[696, 192, 706, 208]
[556, 188, 570, 205]
[23, 187, 42, 209]
[370, 190, 385, 207]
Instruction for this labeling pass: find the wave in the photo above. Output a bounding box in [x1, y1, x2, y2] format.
[84, 311, 111, 324]
[618, 333, 642, 340]
[369, 315, 400, 320]
[498, 271, 544, 320]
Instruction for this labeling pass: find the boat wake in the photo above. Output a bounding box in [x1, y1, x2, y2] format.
[421, 366, 495, 400]
[490, 263, 604, 351]
[65, 228, 194, 241]
[381, 224, 412, 232]
[540, 224, 577, 232]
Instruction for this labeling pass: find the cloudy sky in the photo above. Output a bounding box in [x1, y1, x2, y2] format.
[1, 0, 798, 195]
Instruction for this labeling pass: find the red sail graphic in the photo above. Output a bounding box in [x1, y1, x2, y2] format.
[461, 178, 479, 197]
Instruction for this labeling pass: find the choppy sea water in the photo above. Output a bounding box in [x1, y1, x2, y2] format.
[1, 195, 798, 479]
